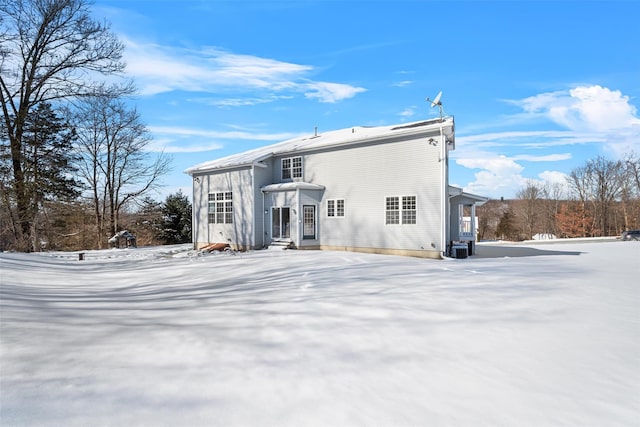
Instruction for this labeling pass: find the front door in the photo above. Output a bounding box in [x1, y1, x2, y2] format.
[271, 207, 290, 239]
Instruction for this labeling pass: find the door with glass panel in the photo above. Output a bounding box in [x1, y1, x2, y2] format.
[271, 207, 290, 239]
[303, 205, 316, 240]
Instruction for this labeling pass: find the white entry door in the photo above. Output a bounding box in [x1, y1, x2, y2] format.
[303, 205, 316, 240]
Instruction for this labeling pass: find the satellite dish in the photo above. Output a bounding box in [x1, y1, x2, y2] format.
[426, 91, 444, 119]
[429, 91, 442, 108]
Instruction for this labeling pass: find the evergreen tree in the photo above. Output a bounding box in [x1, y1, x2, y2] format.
[134, 197, 164, 246]
[160, 191, 192, 244]
[1, 103, 82, 250]
[1, 0, 128, 250]
[496, 208, 519, 241]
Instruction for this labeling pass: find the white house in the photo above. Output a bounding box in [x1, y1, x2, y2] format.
[185, 116, 487, 259]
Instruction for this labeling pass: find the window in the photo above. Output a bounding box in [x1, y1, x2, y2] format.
[327, 199, 345, 217]
[208, 192, 233, 224]
[386, 195, 416, 225]
[282, 156, 303, 179]
[385, 197, 400, 224]
[402, 196, 416, 224]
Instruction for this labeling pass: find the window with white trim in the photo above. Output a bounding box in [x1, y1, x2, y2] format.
[208, 192, 233, 224]
[402, 196, 416, 224]
[327, 199, 345, 217]
[385, 195, 416, 225]
[282, 156, 303, 179]
[385, 197, 400, 224]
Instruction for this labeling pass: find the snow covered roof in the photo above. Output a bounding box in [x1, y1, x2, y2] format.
[185, 117, 453, 175]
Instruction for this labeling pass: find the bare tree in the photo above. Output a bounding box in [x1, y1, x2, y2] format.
[567, 156, 624, 236]
[516, 180, 544, 239]
[620, 152, 640, 231]
[74, 95, 171, 247]
[0, 0, 128, 250]
[541, 181, 565, 237]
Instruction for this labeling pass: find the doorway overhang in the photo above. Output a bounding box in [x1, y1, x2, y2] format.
[261, 182, 325, 192]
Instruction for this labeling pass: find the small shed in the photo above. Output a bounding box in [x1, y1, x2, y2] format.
[108, 230, 137, 248]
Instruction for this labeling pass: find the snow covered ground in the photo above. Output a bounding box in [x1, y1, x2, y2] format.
[1, 241, 639, 426]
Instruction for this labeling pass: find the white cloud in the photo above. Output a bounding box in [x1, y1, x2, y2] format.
[149, 126, 299, 142]
[399, 107, 416, 118]
[518, 85, 640, 132]
[393, 80, 414, 87]
[145, 126, 302, 153]
[456, 155, 527, 198]
[303, 81, 367, 103]
[512, 85, 640, 157]
[455, 154, 572, 199]
[454, 85, 640, 198]
[512, 153, 572, 162]
[122, 38, 365, 103]
[537, 170, 570, 198]
[457, 130, 606, 149]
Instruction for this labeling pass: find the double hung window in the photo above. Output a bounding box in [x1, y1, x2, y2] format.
[327, 199, 345, 217]
[282, 156, 303, 179]
[385, 196, 416, 225]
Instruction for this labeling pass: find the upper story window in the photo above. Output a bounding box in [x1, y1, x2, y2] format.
[208, 192, 233, 224]
[282, 156, 303, 179]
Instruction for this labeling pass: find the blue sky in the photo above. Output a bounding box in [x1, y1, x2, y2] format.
[92, 0, 640, 200]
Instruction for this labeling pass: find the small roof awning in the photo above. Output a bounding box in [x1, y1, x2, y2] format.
[261, 182, 326, 192]
[449, 186, 489, 206]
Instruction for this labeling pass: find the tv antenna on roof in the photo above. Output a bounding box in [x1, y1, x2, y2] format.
[426, 91, 444, 119]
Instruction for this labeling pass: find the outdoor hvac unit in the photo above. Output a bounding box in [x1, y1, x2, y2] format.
[452, 245, 468, 259]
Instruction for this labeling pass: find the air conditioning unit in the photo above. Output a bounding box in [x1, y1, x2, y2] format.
[452, 245, 468, 259]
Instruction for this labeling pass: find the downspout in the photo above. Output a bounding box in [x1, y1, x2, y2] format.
[296, 187, 301, 248]
[261, 189, 266, 248]
[252, 160, 269, 249]
[192, 175, 197, 249]
[440, 122, 447, 258]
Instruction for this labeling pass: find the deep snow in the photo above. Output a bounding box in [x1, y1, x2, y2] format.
[1, 241, 639, 426]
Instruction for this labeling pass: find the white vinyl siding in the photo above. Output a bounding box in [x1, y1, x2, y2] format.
[303, 135, 442, 250]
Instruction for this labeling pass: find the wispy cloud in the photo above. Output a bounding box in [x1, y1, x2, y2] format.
[393, 80, 414, 87]
[398, 106, 417, 118]
[145, 126, 302, 153]
[458, 130, 607, 149]
[512, 153, 573, 162]
[122, 38, 366, 103]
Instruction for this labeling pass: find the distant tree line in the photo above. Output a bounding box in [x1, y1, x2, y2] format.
[1, 0, 175, 251]
[478, 153, 640, 241]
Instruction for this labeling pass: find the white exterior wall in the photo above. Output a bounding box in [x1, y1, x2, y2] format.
[192, 167, 256, 249]
[252, 164, 272, 248]
[298, 134, 444, 254]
